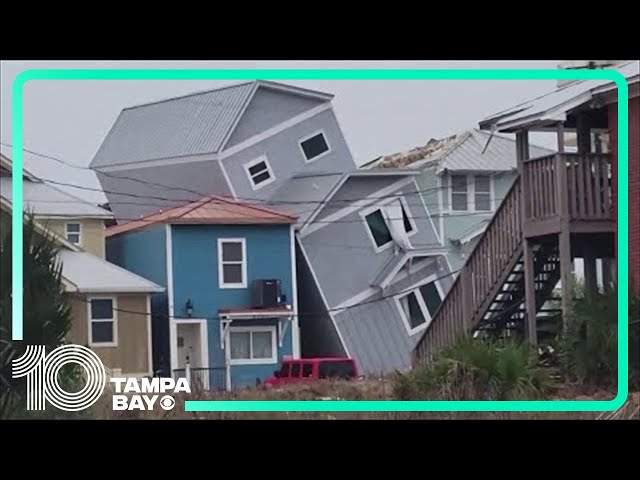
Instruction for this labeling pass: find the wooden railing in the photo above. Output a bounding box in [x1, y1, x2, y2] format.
[522, 153, 612, 222]
[414, 177, 523, 363]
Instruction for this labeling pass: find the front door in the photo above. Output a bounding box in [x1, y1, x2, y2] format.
[175, 322, 209, 390]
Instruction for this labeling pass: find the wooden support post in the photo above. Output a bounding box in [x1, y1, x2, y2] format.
[523, 239, 538, 346]
[461, 270, 472, 331]
[556, 123, 565, 153]
[559, 230, 574, 331]
[583, 244, 598, 296]
[576, 114, 591, 154]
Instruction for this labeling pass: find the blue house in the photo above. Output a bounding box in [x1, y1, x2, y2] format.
[105, 195, 298, 390]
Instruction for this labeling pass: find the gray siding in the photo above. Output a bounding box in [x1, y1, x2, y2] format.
[301, 179, 442, 309]
[96, 157, 231, 222]
[296, 241, 345, 357]
[334, 258, 449, 375]
[221, 109, 356, 203]
[225, 87, 326, 148]
[415, 166, 440, 238]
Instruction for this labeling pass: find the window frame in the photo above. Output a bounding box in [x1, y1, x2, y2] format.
[360, 195, 417, 253]
[394, 278, 444, 336]
[228, 326, 278, 365]
[65, 222, 82, 245]
[298, 130, 332, 163]
[243, 155, 276, 191]
[87, 296, 118, 347]
[218, 238, 247, 289]
[449, 174, 495, 213]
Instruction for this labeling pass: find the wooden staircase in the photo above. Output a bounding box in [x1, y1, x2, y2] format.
[413, 152, 614, 365]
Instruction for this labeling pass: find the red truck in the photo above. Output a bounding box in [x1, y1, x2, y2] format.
[263, 357, 358, 388]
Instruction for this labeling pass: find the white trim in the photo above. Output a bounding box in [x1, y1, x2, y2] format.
[457, 222, 489, 245]
[217, 238, 247, 289]
[297, 237, 350, 356]
[166, 224, 177, 373]
[87, 296, 118, 347]
[290, 224, 300, 359]
[298, 129, 332, 164]
[394, 275, 444, 336]
[220, 103, 332, 159]
[449, 173, 495, 213]
[218, 159, 238, 199]
[228, 326, 278, 365]
[94, 103, 332, 173]
[65, 222, 82, 247]
[243, 155, 276, 191]
[145, 295, 153, 376]
[301, 177, 414, 238]
[359, 194, 417, 253]
[172, 318, 210, 388]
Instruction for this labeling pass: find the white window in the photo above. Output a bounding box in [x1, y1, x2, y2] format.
[88, 297, 117, 346]
[451, 175, 468, 211]
[244, 155, 275, 190]
[66, 222, 82, 245]
[229, 327, 277, 365]
[299, 130, 331, 163]
[395, 280, 443, 335]
[450, 174, 494, 212]
[474, 175, 491, 211]
[362, 197, 416, 252]
[218, 238, 247, 288]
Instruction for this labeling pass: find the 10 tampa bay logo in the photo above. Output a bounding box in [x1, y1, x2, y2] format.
[12, 344, 190, 412]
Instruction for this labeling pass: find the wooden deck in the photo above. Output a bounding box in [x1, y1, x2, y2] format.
[413, 152, 614, 365]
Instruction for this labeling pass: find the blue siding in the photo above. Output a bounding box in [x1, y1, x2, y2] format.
[171, 224, 294, 388]
[106, 225, 170, 375]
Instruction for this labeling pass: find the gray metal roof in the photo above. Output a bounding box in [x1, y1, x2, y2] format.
[0, 176, 113, 218]
[268, 173, 344, 227]
[362, 129, 553, 173]
[90, 80, 334, 169]
[58, 249, 164, 293]
[479, 61, 639, 132]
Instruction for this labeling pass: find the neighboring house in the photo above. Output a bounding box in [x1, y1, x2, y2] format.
[0, 146, 112, 257]
[269, 170, 452, 375]
[1, 152, 164, 377]
[361, 129, 552, 272]
[414, 60, 638, 364]
[89, 80, 357, 222]
[90, 80, 453, 377]
[105, 195, 299, 390]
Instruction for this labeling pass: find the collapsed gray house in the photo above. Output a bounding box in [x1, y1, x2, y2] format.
[90, 80, 453, 375]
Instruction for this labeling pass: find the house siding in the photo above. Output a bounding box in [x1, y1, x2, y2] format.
[609, 96, 640, 294]
[69, 293, 151, 375]
[45, 218, 106, 258]
[221, 109, 356, 202]
[301, 179, 441, 309]
[96, 157, 232, 222]
[106, 225, 169, 374]
[225, 87, 327, 148]
[171, 224, 295, 388]
[415, 166, 441, 238]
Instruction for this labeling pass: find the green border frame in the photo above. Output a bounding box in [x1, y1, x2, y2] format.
[11, 68, 629, 412]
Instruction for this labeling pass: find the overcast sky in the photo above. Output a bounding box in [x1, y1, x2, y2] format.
[0, 60, 561, 204]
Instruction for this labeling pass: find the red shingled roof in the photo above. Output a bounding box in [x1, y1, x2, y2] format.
[106, 195, 297, 237]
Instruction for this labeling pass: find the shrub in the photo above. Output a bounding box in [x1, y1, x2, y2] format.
[394, 335, 552, 400]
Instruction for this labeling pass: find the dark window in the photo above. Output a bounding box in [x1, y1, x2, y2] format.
[451, 175, 468, 211]
[279, 363, 290, 378]
[403, 292, 426, 330]
[91, 299, 113, 319]
[290, 363, 300, 378]
[365, 210, 392, 248]
[401, 204, 414, 233]
[246, 159, 273, 187]
[302, 363, 313, 378]
[300, 133, 329, 161]
[220, 240, 245, 286]
[318, 361, 356, 379]
[419, 282, 442, 316]
[91, 322, 113, 343]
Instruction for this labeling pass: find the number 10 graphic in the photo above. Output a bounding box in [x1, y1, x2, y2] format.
[12, 345, 107, 411]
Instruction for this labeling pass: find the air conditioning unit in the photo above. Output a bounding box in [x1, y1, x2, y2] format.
[252, 279, 282, 308]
